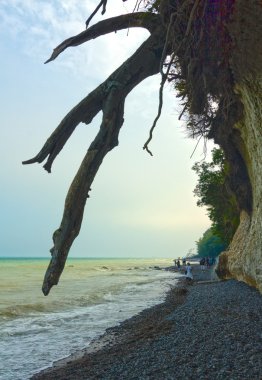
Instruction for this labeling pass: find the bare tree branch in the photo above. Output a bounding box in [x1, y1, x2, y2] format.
[45, 12, 159, 64]
[143, 12, 176, 155]
[22, 85, 104, 172]
[42, 89, 125, 295]
[85, 0, 108, 28]
[27, 27, 167, 295]
[23, 14, 162, 173]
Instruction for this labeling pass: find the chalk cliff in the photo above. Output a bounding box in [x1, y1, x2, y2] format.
[216, 0, 262, 292]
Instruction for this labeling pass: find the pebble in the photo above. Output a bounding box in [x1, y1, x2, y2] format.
[32, 268, 262, 380]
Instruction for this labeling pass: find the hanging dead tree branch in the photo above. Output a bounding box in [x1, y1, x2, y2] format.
[24, 0, 252, 295]
[44, 12, 158, 64]
[143, 11, 176, 155]
[23, 13, 159, 173]
[23, 12, 167, 295]
[85, 0, 108, 28]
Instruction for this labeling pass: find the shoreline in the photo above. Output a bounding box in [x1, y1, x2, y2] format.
[31, 267, 186, 376]
[31, 266, 262, 380]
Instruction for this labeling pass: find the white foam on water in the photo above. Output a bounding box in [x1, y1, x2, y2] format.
[0, 258, 179, 379]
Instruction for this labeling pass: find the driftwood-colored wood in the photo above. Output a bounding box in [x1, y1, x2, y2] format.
[44, 12, 159, 64]
[23, 12, 167, 295]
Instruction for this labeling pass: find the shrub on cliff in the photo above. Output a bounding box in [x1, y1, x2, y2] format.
[193, 148, 240, 246]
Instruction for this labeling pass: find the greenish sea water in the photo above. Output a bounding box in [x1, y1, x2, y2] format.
[0, 257, 179, 380]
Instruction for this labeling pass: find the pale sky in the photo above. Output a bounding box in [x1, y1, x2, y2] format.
[0, 0, 211, 259]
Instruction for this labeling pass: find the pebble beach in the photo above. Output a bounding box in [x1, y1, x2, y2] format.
[31, 265, 262, 380]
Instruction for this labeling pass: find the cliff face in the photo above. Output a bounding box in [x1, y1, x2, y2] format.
[217, 78, 262, 292]
[216, 0, 262, 292]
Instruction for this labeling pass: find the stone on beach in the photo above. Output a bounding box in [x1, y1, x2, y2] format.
[31, 265, 262, 380]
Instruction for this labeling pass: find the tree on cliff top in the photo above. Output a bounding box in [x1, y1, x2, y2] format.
[23, 0, 262, 294]
[193, 148, 240, 245]
[196, 228, 227, 258]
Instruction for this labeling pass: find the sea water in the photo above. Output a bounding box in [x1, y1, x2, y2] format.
[0, 257, 179, 380]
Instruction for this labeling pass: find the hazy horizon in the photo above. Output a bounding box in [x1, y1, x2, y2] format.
[0, 0, 212, 260]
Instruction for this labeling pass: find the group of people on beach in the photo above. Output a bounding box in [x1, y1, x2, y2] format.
[199, 256, 216, 270]
[173, 258, 193, 282]
[173, 255, 216, 282]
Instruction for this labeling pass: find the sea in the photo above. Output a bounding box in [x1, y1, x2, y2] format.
[0, 257, 180, 380]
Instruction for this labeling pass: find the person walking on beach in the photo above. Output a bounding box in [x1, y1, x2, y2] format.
[200, 257, 205, 271]
[185, 262, 193, 282]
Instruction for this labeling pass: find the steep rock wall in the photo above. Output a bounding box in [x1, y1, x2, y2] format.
[216, 0, 262, 292]
[217, 77, 262, 292]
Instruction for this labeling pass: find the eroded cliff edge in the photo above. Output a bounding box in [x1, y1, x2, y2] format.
[216, 0, 262, 292]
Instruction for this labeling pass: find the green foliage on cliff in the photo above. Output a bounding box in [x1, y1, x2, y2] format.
[196, 228, 227, 258]
[193, 148, 240, 247]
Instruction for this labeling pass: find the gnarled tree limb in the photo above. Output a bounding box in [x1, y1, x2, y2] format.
[23, 12, 161, 173]
[42, 88, 125, 295]
[22, 85, 104, 172]
[85, 0, 108, 28]
[45, 12, 159, 64]
[29, 23, 167, 295]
